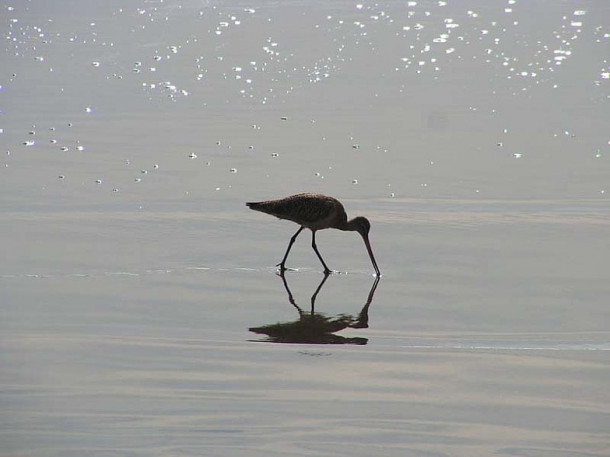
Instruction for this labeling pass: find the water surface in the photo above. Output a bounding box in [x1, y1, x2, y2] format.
[1, 1, 609, 455]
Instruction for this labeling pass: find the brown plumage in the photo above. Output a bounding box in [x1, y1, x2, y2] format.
[246, 193, 380, 276]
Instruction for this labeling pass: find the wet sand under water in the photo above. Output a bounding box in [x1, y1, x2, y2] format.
[2, 199, 609, 456]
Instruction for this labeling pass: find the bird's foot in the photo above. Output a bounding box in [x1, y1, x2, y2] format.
[276, 263, 294, 274]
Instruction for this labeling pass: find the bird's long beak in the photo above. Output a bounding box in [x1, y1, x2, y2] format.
[362, 235, 381, 277]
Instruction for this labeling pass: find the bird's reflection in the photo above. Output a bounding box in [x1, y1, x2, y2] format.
[249, 273, 380, 345]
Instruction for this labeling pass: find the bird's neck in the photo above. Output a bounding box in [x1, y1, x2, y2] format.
[341, 218, 360, 232]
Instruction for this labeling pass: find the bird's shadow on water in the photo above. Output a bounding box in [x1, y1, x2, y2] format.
[248, 272, 381, 345]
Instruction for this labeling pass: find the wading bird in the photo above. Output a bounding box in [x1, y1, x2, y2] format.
[246, 193, 381, 276]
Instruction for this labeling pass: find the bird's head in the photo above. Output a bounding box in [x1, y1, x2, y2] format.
[348, 216, 380, 276]
[349, 216, 371, 237]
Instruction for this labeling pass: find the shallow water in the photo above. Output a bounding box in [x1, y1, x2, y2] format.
[1, 1, 609, 456]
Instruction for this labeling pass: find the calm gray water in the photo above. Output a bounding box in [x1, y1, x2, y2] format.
[1, 1, 609, 456]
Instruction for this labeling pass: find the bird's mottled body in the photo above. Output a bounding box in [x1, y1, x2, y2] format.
[246, 193, 380, 276]
[247, 193, 346, 231]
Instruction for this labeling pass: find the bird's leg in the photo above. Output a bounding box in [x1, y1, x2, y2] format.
[277, 226, 304, 271]
[311, 230, 332, 275]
